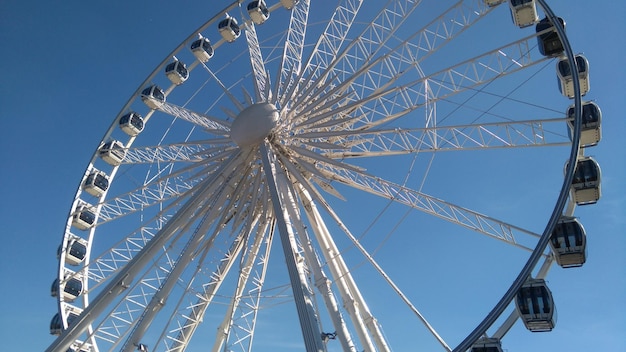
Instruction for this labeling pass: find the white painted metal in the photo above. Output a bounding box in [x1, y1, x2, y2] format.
[48, 1, 588, 351]
[274, 0, 310, 107]
[260, 142, 325, 352]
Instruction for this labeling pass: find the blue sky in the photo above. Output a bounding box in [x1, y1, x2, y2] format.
[0, 1, 624, 351]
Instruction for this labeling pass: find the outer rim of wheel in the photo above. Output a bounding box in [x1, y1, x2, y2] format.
[453, 0, 584, 350]
[50, 4, 245, 350]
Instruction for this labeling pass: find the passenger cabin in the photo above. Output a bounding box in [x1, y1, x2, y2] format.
[51, 270, 83, 302]
[67, 341, 93, 352]
[470, 337, 503, 352]
[536, 17, 565, 57]
[280, 0, 299, 9]
[98, 140, 126, 166]
[483, 0, 506, 7]
[218, 15, 241, 43]
[191, 37, 214, 62]
[50, 313, 63, 335]
[571, 156, 601, 205]
[557, 55, 590, 98]
[71, 203, 96, 230]
[248, 1, 270, 24]
[165, 59, 189, 85]
[515, 278, 556, 332]
[119, 111, 144, 136]
[58, 236, 88, 266]
[550, 217, 587, 268]
[82, 170, 109, 197]
[141, 85, 165, 109]
[50, 304, 82, 336]
[567, 102, 602, 147]
[509, 0, 538, 28]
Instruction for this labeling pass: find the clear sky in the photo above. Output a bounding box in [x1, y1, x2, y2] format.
[0, 1, 624, 351]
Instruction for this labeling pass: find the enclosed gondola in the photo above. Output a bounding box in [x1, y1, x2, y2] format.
[50, 313, 63, 336]
[67, 341, 93, 352]
[141, 85, 165, 109]
[483, 0, 506, 7]
[218, 15, 240, 43]
[98, 140, 126, 166]
[567, 101, 602, 147]
[571, 156, 601, 205]
[536, 16, 565, 57]
[58, 235, 88, 266]
[71, 203, 96, 230]
[165, 59, 189, 85]
[509, 0, 538, 28]
[248, 1, 270, 25]
[471, 337, 503, 352]
[280, 0, 299, 10]
[557, 54, 590, 98]
[50, 304, 82, 336]
[550, 217, 587, 268]
[515, 278, 556, 332]
[82, 170, 109, 197]
[119, 111, 144, 136]
[190, 37, 214, 62]
[51, 270, 83, 302]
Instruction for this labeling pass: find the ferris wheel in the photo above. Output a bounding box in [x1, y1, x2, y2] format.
[48, 0, 603, 351]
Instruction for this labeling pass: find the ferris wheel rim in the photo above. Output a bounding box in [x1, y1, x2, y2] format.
[453, 0, 585, 349]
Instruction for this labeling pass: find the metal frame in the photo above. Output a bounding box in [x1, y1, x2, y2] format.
[48, 1, 587, 351]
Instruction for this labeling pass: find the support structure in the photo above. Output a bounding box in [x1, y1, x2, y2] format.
[260, 142, 326, 352]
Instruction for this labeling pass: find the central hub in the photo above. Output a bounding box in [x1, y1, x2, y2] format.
[230, 103, 279, 147]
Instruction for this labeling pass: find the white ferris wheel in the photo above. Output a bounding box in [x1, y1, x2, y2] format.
[48, 0, 603, 351]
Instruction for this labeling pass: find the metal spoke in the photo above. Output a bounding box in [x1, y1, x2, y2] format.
[294, 35, 548, 132]
[243, 22, 269, 102]
[98, 148, 235, 224]
[122, 142, 233, 164]
[290, 155, 541, 246]
[292, 118, 571, 157]
[274, 0, 310, 105]
[158, 101, 232, 133]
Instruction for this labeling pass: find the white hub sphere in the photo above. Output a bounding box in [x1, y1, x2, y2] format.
[230, 103, 279, 147]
